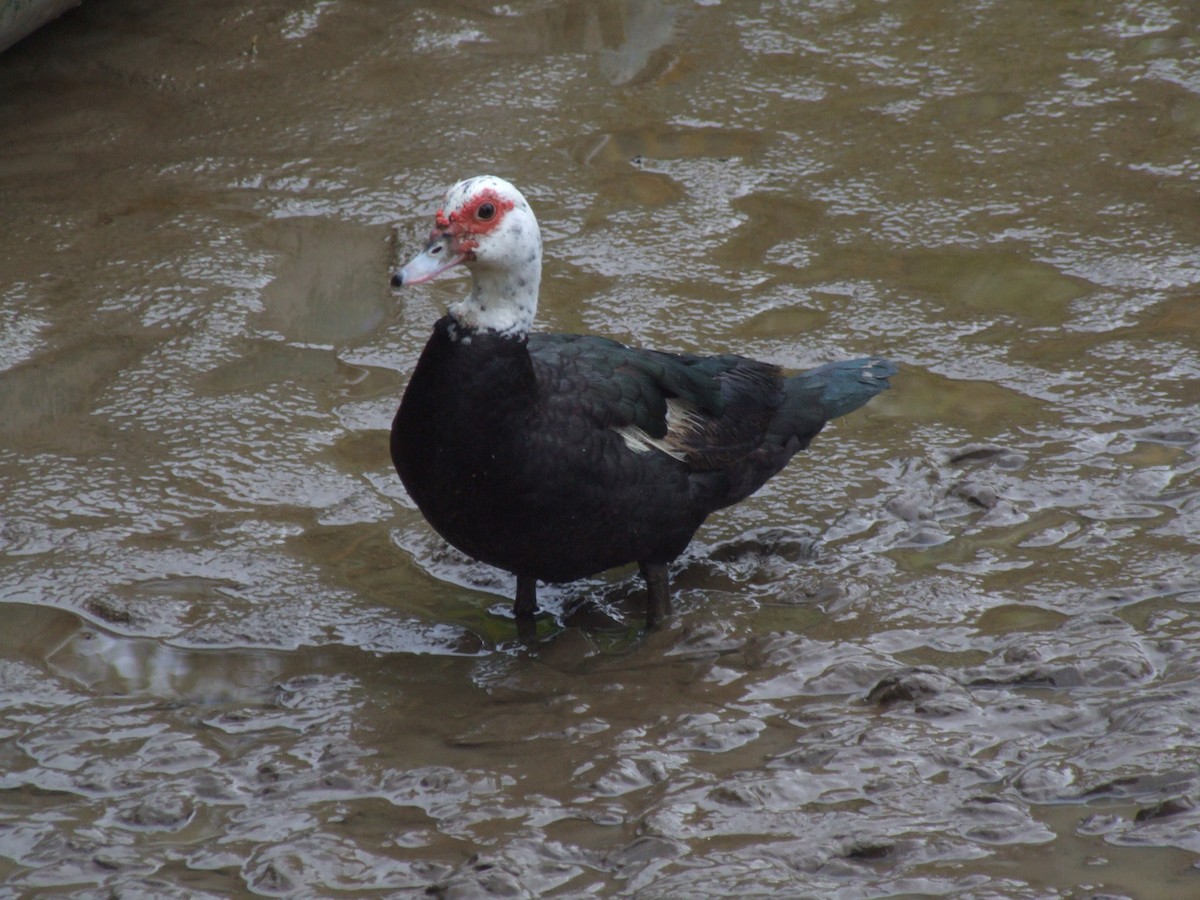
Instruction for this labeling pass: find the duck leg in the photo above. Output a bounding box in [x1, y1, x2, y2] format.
[514, 575, 538, 618]
[513, 575, 539, 639]
[639, 562, 672, 628]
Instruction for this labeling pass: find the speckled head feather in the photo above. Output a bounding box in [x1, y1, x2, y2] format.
[394, 175, 542, 339]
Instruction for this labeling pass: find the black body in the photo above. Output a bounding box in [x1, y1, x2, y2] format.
[391, 315, 895, 627]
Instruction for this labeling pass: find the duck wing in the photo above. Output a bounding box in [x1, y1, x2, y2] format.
[528, 333, 895, 506]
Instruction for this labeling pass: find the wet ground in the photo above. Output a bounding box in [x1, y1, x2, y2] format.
[1, 0, 1199, 896]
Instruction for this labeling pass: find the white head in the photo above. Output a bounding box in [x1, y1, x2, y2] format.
[392, 176, 542, 338]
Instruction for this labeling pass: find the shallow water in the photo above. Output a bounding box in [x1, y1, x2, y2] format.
[1, 0, 1199, 896]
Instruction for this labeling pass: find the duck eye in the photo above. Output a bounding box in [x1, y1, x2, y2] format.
[477, 202, 496, 221]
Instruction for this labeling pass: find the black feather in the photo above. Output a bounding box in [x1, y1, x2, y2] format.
[392, 316, 896, 618]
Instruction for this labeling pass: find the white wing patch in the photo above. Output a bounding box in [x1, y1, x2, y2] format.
[612, 398, 705, 461]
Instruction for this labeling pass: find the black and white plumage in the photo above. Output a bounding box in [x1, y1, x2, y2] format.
[390, 176, 896, 629]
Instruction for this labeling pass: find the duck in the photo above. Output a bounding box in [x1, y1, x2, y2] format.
[390, 175, 896, 630]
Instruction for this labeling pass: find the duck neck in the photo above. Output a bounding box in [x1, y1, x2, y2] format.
[448, 254, 541, 339]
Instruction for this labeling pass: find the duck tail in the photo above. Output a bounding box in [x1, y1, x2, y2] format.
[790, 357, 897, 421]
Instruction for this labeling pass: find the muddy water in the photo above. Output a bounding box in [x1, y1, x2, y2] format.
[1, 0, 1198, 895]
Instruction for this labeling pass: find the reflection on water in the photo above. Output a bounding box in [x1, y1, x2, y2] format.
[1, 0, 1199, 895]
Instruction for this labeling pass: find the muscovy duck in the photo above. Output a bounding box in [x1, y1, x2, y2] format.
[390, 176, 896, 629]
